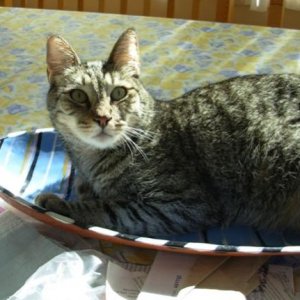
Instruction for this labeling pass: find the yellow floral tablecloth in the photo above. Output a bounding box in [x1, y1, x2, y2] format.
[0, 7, 300, 137]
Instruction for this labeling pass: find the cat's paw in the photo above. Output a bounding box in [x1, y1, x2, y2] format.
[35, 193, 70, 216]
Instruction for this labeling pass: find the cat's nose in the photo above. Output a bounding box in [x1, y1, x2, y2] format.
[94, 115, 112, 128]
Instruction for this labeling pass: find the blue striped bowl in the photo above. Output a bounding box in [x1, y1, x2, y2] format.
[1, 129, 300, 256]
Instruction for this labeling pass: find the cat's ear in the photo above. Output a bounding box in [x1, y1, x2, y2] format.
[46, 35, 81, 82]
[106, 28, 140, 77]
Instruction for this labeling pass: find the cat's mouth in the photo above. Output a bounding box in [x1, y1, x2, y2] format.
[95, 131, 113, 140]
[84, 129, 120, 149]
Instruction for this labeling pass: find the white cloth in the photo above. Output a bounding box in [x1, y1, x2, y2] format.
[7, 250, 107, 300]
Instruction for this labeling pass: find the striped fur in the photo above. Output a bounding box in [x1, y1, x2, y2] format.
[37, 29, 300, 236]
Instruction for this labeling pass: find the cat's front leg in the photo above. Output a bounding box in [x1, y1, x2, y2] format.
[35, 193, 209, 235]
[35, 193, 115, 228]
[35, 193, 71, 217]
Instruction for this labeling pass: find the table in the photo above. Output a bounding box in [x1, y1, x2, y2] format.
[1, 6, 299, 137]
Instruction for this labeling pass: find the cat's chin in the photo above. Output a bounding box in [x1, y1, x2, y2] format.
[83, 132, 120, 150]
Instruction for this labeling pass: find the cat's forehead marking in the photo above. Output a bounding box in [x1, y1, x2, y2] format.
[82, 61, 105, 94]
[82, 73, 92, 85]
[104, 72, 113, 85]
[84, 62, 104, 81]
[67, 69, 87, 86]
[104, 71, 126, 87]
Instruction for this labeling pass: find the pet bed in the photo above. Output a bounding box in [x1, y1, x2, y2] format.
[1, 129, 300, 256]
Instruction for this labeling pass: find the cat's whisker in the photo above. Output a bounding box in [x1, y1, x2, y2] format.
[121, 133, 136, 156]
[122, 133, 149, 161]
[120, 133, 135, 161]
[125, 129, 154, 141]
[125, 130, 154, 143]
[127, 126, 155, 135]
[125, 126, 155, 141]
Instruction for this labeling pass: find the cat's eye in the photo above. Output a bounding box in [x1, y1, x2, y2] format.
[111, 86, 128, 102]
[69, 89, 88, 104]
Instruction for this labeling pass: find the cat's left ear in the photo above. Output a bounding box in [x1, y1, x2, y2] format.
[47, 35, 81, 82]
[106, 28, 140, 77]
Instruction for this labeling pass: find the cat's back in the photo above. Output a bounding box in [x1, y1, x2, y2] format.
[157, 73, 300, 144]
[148, 73, 300, 228]
[168, 73, 300, 118]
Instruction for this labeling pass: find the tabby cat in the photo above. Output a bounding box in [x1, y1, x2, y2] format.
[36, 28, 300, 236]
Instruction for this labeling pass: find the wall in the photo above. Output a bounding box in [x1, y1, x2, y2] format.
[1, 0, 300, 29]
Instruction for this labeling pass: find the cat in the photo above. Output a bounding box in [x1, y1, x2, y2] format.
[36, 28, 300, 237]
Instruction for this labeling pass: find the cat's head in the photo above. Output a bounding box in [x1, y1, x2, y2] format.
[46, 28, 152, 149]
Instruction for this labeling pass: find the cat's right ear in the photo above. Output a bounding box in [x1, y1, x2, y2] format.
[106, 28, 140, 78]
[46, 35, 81, 82]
